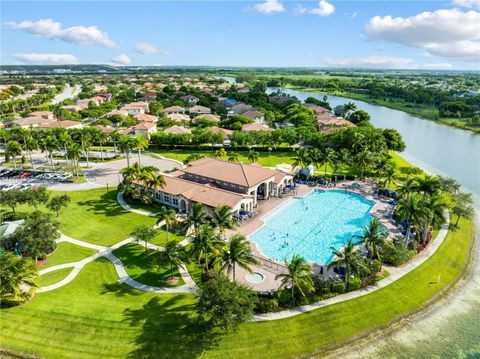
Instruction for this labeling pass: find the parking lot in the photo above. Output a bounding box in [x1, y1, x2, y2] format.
[0, 168, 75, 191]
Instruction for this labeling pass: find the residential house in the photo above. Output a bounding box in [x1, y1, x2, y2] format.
[105, 109, 128, 118]
[241, 123, 273, 132]
[134, 114, 158, 123]
[167, 113, 190, 123]
[163, 105, 185, 114]
[188, 105, 211, 115]
[14, 116, 53, 128]
[242, 110, 265, 124]
[121, 101, 149, 115]
[182, 95, 199, 104]
[133, 122, 157, 139]
[28, 111, 55, 120]
[164, 125, 192, 135]
[194, 114, 220, 123]
[37, 120, 83, 130]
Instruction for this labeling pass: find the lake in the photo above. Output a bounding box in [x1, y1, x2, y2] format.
[268, 87, 480, 207]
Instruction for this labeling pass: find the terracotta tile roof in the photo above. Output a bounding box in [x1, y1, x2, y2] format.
[164, 105, 185, 113]
[95, 125, 114, 133]
[188, 105, 211, 114]
[207, 126, 233, 138]
[134, 114, 158, 123]
[28, 111, 54, 117]
[242, 110, 264, 120]
[37, 120, 82, 129]
[164, 125, 192, 135]
[161, 175, 251, 209]
[181, 157, 277, 188]
[167, 113, 190, 122]
[14, 117, 53, 126]
[133, 122, 156, 130]
[306, 104, 330, 115]
[194, 114, 220, 122]
[241, 123, 272, 132]
[105, 109, 128, 117]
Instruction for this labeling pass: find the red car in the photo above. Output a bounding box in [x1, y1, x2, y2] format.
[20, 172, 31, 178]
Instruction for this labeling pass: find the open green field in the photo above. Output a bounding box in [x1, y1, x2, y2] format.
[112, 243, 185, 287]
[42, 242, 97, 269]
[53, 189, 158, 246]
[37, 267, 73, 287]
[1, 217, 474, 358]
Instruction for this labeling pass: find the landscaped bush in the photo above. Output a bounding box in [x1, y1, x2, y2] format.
[347, 277, 362, 292]
[312, 275, 331, 295]
[369, 259, 382, 275]
[255, 297, 279, 313]
[331, 281, 346, 293]
[383, 242, 416, 266]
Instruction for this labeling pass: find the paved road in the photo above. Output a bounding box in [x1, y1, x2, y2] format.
[52, 84, 82, 104]
[86, 154, 182, 186]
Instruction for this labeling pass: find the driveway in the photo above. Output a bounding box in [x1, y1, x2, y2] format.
[85, 154, 182, 186]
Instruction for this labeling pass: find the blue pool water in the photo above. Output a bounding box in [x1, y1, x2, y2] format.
[250, 190, 374, 265]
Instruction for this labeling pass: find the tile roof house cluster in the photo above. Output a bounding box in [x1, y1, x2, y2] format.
[317, 115, 355, 133]
[194, 114, 220, 123]
[14, 111, 81, 129]
[164, 106, 185, 114]
[167, 113, 190, 123]
[62, 93, 111, 112]
[144, 157, 295, 216]
[241, 123, 273, 132]
[164, 125, 192, 135]
[182, 95, 199, 104]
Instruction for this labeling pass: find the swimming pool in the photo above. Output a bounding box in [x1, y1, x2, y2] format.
[250, 190, 375, 265]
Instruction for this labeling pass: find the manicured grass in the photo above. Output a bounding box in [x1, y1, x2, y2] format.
[41, 242, 97, 269]
[150, 226, 185, 246]
[112, 243, 185, 287]
[37, 267, 73, 287]
[53, 188, 157, 246]
[0, 219, 473, 358]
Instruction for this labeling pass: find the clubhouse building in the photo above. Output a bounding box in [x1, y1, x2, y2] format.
[150, 157, 295, 217]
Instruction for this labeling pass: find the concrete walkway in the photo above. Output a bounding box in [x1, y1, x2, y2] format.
[254, 215, 450, 321]
[117, 192, 156, 217]
[37, 228, 197, 294]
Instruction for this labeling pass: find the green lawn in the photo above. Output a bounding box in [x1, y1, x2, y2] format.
[0, 218, 474, 358]
[53, 189, 157, 246]
[37, 267, 73, 287]
[41, 242, 97, 269]
[112, 243, 185, 287]
[150, 226, 185, 246]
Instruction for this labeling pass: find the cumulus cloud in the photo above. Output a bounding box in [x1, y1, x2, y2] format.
[365, 9, 480, 61]
[296, 0, 335, 16]
[134, 42, 170, 55]
[6, 18, 116, 48]
[14, 53, 78, 64]
[252, 0, 284, 14]
[452, 0, 480, 9]
[111, 54, 131, 65]
[323, 56, 453, 70]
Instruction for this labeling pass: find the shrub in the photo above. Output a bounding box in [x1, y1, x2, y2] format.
[331, 281, 346, 293]
[312, 275, 331, 295]
[255, 297, 279, 313]
[347, 277, 362, 292]
[383, 242, 416, 266]
[369, 259, 382, 275]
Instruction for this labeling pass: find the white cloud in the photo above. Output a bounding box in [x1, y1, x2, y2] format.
[323, 56, 453, 70]
[14, 53, 78, 64]
[297, 0, 335, 17]
[111, 54, 131, 65]
[252, 0, 284, 14]
[6, 18, 116, 48]
[452, 0, 480, 9]
[134, 42, 158, 54]
[134, 42, 171, 56]
[365, 9, 480, 62]
[351, 12, 358, 19]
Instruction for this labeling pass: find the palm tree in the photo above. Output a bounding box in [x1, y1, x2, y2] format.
[183, 203, 208, 236]
[343, 102, 357, 118]
[321, 148, 337, 176]
[420, 194, 447, 244]
[191, 224, 225, 274]
[395, 194, 429, 243]
[397, 177, 417, 200]
[120, 165, 138, 186]
[212, 204, 237, 236]
[5, 141, 22, 169]
[328, 240, 365, 286]
[381, 165, 397, 189]
[57, 131, 72, 165]
[221, 234, 258, 281]
[42, 135, 58, 171]
[67, 143, 82, 176]
[275, 254, 314, 299]
[416, 175, 441, 198]
[362, 217, 388, 262]
[159, 241, 185, 278]
[118, 135, 133, 167]
[354, 149, 375, 179]
[157, 206, 177, 243]
[292, 148, 312, 169]
[146, 173, 165, 193]
[227, 152, 239, 162]
[247, 150, 259, 164]
[24, 137, 38, 171]
[0, 252, 38, 305]
[132, 136, 149, 166]
[110, 129, 121, 157]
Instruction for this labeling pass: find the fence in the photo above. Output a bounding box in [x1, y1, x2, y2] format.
[253, 255, 288, 274]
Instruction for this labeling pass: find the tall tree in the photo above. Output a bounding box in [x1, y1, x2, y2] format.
[275, 254, 314, 299]
[191, 224, 225, 274]
[5, 141, 22, 170]
[132, 136, 149, 166]
[131, 225, 157, 252]
[0, 253, 38, 306]
[328, 240, 366, 286]
[221, 234, 258, 281]
[212, 204, 237, 236]
[362, 217, 388, 263]
[157, 206, 177, 243]
[158, 240, 185, 278]
[183, 203, 208, 236]
[47, 194, 71, 217]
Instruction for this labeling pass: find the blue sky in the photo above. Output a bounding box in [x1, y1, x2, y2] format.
[1, 1, 479, 69]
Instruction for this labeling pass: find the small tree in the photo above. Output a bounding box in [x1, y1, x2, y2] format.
[131, 225, 157, 252]
[47, 194, 71, 217]
[158, 241, 185, 278]
[195, 273, 257, 331]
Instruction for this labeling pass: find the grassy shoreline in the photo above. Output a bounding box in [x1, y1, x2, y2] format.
[286, 85, 480, 135]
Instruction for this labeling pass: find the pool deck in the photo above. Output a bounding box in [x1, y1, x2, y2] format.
[233, 181, 403, 292]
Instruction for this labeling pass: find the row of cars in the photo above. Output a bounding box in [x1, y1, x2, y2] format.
[0, 169, 74, 183]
